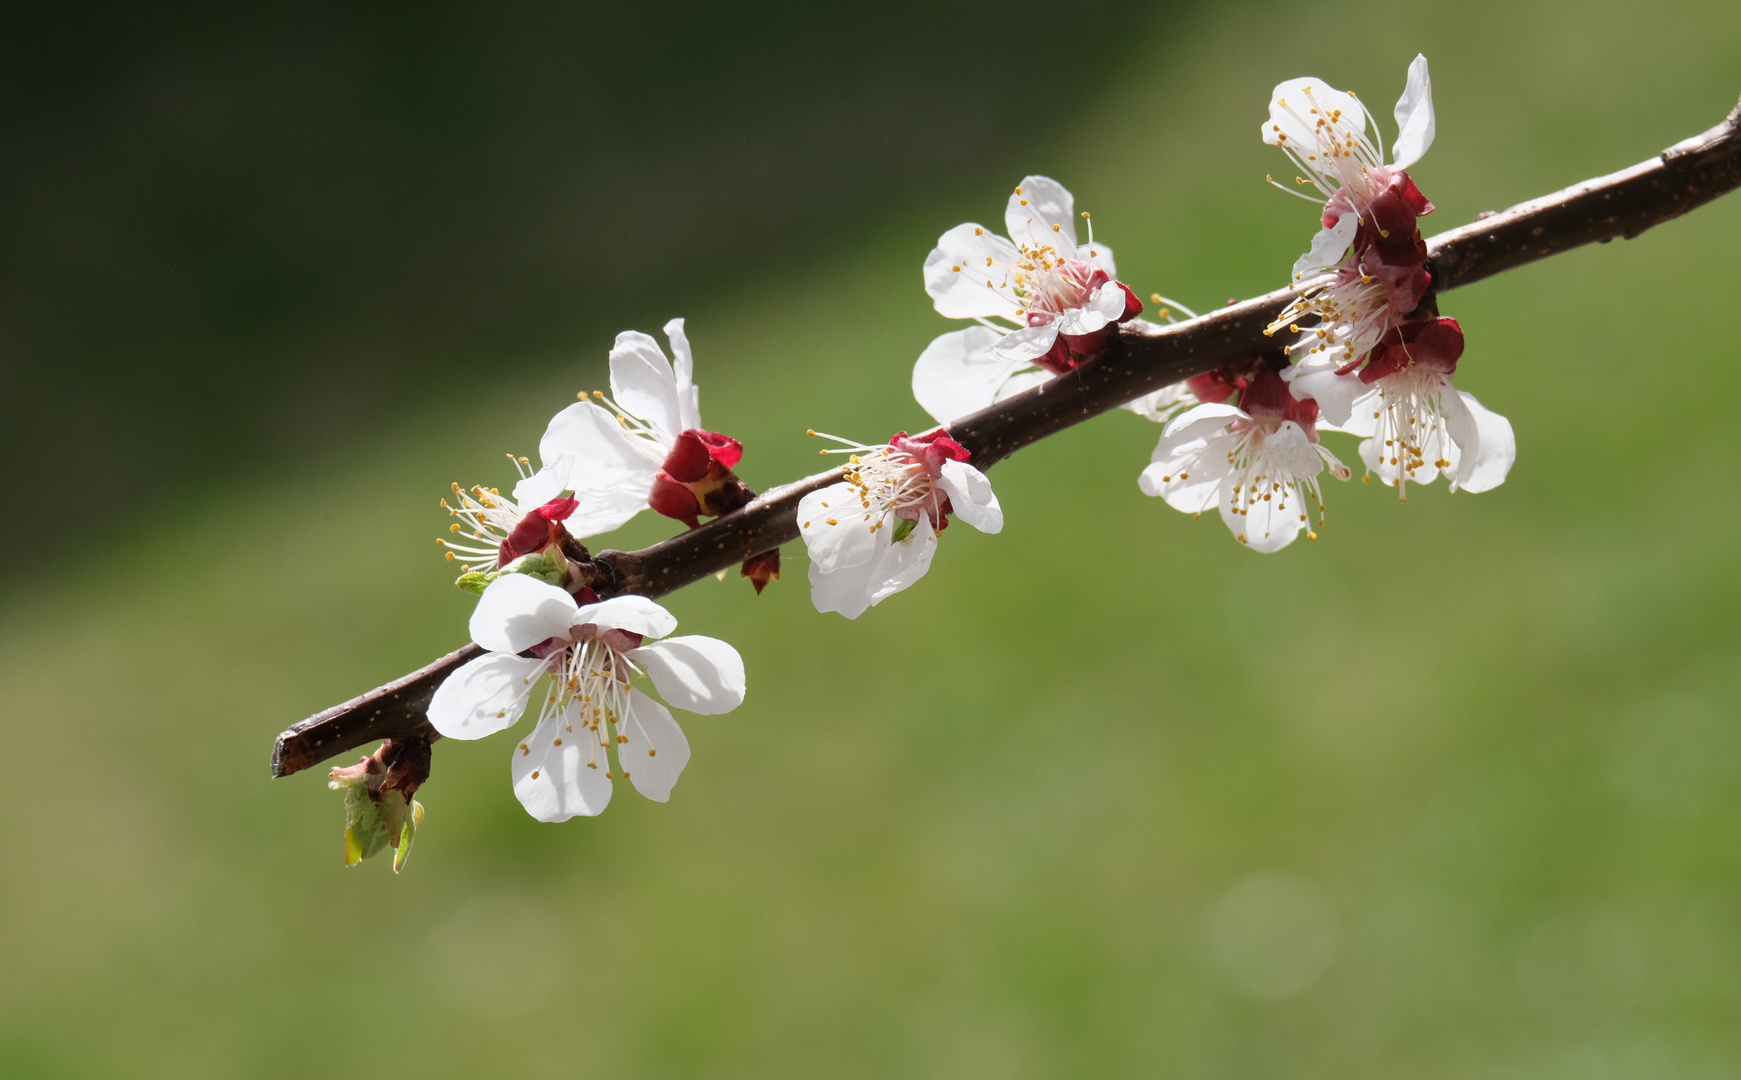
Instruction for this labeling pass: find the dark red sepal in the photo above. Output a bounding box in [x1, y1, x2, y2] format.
[1117, 281, 1144, 321]
[649, 473, 703, 528]
[1186, 368, 1240, 405]
[1357, 317, 1465, 384]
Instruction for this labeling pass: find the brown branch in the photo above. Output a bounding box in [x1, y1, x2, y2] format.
[272, 95, 1741, 779]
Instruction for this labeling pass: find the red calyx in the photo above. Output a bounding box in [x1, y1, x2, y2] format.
[1117, 282, 1144, 322]
[661, 429, 743, 483]
[891, 429, 971, 470]
[1359, 171, 1432, 270]
[889, 429, 969, 532]
[1186, 368, 1241, 405]
[1349, 317, 1465, 383]
[649, 427, 756, 531]
[1030, 273, 1145, 373]
[649, 474, 704, 529]
[497, 497, 580, 568]
[1239, 367, 1293, 418]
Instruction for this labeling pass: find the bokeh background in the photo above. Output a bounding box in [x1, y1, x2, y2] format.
[4, 0, 1740, 1075]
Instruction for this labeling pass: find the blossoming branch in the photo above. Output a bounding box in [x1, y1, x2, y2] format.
[277, 67, 1741, 871]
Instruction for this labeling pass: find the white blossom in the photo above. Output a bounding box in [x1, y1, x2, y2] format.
[797, 430, 1002, 618]
[1139, 371, 1350, 552]
[535, 318, 713, 537]
[427, 575, 745, 822]
[436, 454, 575, 571]
[914, 176, 1182, 425]
[1286, 318, 1514, 499]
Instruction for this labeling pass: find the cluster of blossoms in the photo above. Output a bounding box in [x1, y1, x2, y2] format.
[1137, 54, 1515, 552]
[1264, 56, 1514, 504]
[331, 52, 1521, 864]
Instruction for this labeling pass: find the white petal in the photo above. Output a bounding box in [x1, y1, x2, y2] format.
[662, 317, 703, 433]
[1391, 54, 1435, 170]
[1160, 401, 1247, 442]
[1056, 282, 1126, 335]
[987, 322, 1059, 364]
[427, 652, 548, 740]
[1284, 358, 1372, 432]
[626, 635, 746, 715]
[511, 701, 612, 822]
[609, 330, 684, 442]
[539, 401, 664, 491]
[1005, 175, 1078, 258]
[923, 223, 1023, 320]
[865, 513, 937, 605]
[1121, 382, 1194, 424]
[571, 594, 678, 640]
[807, 548, 880, 620]
[1139, 408, 1241, 515]
[619, 689, 690, 803]
[912, 325, 1030, 425]
[936, 459, 1003, 534]
[1264, 77, 1367, 156]
[563, 484, 656, 539]
[1449, 390, 1515, 493]
[512, 458, 571, 511]
[798, 482, 881, 572]
[1293, 213, 1358, 282]
[470, 574, 580, 655]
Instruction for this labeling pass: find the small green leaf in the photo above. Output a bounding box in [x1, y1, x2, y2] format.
[455, 570, 498, 594]
[341, 784, 393, 866]
[393, 800, 425, 875]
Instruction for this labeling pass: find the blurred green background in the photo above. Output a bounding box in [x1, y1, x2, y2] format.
[4, 0, 1741, 1075]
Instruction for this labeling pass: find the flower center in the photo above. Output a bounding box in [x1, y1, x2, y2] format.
[438, 454, 538, 569]
[1364, 369, 1457, 501]
[1269, 86, 1384, 203]
[1014, 248, 1106, 321]
[520, 637, 638, 780]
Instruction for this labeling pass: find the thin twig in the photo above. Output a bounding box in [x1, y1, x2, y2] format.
[272, 96, 1741, 780]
